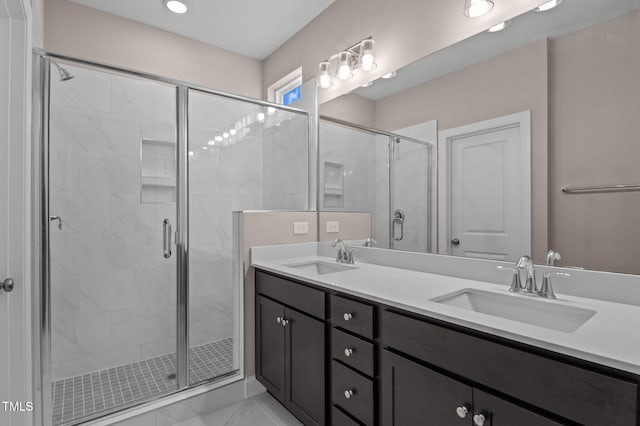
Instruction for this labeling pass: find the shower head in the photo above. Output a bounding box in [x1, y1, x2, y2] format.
[52, 61, 74, 81]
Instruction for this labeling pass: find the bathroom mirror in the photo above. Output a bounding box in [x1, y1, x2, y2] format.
[318, 0, 640, 275]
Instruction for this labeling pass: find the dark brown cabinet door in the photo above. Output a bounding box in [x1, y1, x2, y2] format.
[382, 350, 473, 426]
[256, 296, 286, 401]
[284, 307, 326, 426]
[473, 390, 563, 426]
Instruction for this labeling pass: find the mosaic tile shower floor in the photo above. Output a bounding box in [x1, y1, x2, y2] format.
[51, 338, 234, 425]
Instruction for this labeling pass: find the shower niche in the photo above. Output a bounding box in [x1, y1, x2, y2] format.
[323, 161, 344, 208]
[140, 138, 176, 203]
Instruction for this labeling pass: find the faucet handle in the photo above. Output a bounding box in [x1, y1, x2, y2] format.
[538, 273, 556, 299]
[332, 239, 344, 248]
[497, 266, 522, 293]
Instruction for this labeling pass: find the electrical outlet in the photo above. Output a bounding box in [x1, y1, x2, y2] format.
[293, 221, 309, 235]
[326, 221, 340, 233]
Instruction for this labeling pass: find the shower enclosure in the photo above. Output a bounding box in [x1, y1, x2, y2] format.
[318, 117, 436, 252]
[33, 53, 310, 426]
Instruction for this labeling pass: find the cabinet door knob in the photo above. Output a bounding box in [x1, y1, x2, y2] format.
[456, 405, 470, 419]
[344, 389, 355, 399]
[281, 318, 289, 327]
[276, 316, 282, 324]
[473, 413, 487, 426]
[344, 348, 354, 357]
[343, 312, 353, 321]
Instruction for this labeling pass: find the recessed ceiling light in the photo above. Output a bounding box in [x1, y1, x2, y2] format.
[464, 0, 494, 18]
[165, 0, 188, 14]
[534, 0, 563, 12]
[487, 20, 510, 32]
[382, 71, 397, 79]
[361, 81, 374, 88]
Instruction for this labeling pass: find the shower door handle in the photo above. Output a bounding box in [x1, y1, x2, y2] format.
[393, 209, 405, 241]
[163, 219, 172, 259]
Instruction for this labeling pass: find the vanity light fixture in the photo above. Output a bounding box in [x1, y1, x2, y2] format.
[464, 0, 494, 18]
[534, 0, 563, 12]
[207, 140, 215, 146]
[487, 20, 510, 32]
[316, 37, 377, 88]
[229, 129, 236, 136]
[164, 0, 188, 14]
[223, 132, 229, 139]
[336, 51, 354, 80]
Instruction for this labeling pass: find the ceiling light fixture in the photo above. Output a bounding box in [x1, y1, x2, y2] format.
[534, 0, 563, 12]
[316, 37, 376, 89]
[382, 71, 397, 79]
[487, 20, 510, 32]
[164, 0, 188, 14]
[464, 0, 494, 18]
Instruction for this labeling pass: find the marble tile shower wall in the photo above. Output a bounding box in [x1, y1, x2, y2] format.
[318, 122, 378, 213]
[262, 113, 309, 210]
[49, 65, 179, 380]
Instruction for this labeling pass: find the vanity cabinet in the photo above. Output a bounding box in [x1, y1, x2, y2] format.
[382, 350, 561, 426]
[255, 273, 326, 426]
[254, 268, 640, 426]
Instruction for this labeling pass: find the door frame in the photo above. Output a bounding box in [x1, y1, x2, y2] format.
[1, 1, 33, 425]
[437, 111, 531, 257]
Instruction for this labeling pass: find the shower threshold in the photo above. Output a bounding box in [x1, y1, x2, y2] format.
[51, 337, 234, 426]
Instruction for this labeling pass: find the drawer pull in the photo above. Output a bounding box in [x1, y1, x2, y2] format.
[344, 389, 355, 399]
[344, 348, 354, 357]
[456, 405, 470, 419]
[343, 312, 354, 321]
[473, 413, 487, 426]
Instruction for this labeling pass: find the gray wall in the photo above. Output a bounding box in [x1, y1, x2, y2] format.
[44, 0, 263, 98]
[549, 10, 640, 274]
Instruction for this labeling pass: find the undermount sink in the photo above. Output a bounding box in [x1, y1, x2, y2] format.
[431, 289, 596, 333]
[285, 261, 358, 275]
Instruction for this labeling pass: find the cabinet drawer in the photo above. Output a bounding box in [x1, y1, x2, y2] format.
[330, 294, 374, 339]
[382, 310, 637, 426]
[256, 270, 325, 319]
[332, 328, 374, 377]
[332, 406, 362, 426]
[332, 361, 374, 425]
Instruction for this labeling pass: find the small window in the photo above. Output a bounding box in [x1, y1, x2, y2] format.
[269, 67, 302, 106]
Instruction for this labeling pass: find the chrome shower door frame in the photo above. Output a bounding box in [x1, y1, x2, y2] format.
[32, 50, 311, 426]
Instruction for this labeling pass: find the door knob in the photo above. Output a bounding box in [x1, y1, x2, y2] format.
[344, 348, 354, 357]
[343, 312, 353, 321]
[2, 278, 14, 293]
[451, 238, 460, 246]
[344, 389, 355, 399]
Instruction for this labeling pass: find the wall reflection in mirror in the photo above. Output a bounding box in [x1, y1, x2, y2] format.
[317, 0, 640, 275]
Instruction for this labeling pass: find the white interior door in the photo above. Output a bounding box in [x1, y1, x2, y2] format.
[438, 112, 531, 261]
[1, 1, 32, 425]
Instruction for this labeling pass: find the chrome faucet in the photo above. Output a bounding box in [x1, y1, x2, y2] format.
[509, 255, 557, 299]
[332, 239, 355, 264]
[516, 255, 537, 294]
[546, 249, 562, 266]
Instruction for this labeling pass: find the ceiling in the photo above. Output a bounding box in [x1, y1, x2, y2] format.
[355, 0, 640, 100]
[70, 0, 335, 59]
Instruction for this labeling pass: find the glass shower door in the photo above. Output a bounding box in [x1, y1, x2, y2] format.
[390, 135, 436, 252]
[48, 63, 178, 425]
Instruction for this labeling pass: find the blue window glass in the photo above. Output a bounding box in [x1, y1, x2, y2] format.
[282, 85, 301, 106]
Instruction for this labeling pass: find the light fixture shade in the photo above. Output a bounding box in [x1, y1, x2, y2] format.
[165, 0, 188, 14]
[487, 20, 510, 32]
[318, 62, 331, 89]
[535, 0, 563, 12]
[360, 39, 376, 71]
[464, 0, 494, 18]
[336, 51, 353, 80]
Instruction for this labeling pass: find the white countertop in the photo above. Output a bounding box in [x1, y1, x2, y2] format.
[251, 243, 640, 376]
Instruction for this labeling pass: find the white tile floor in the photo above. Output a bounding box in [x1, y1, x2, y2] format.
[174, 392, 302, 426]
